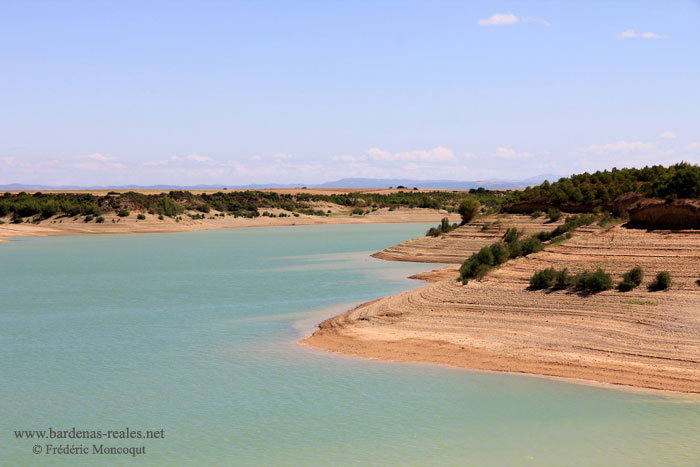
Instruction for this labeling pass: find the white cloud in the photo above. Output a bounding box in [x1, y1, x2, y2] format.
[87, 153, 112, 161]
[333, 155, 366, 162]
[186, 153, 211, 162]
[586, 141, 651, 152]
[478, 13, 549, 27]
[250, 155, 261, 161]
[366, 147, 393, 160]
[619, 29, 667, 39]
[366, 146, 456, 162]
[478, 13, 519, 26]
[659, 131, 677, 140]
[73, 153, 125, 170]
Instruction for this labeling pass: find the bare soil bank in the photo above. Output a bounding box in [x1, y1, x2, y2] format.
[304, 224, 700, 393]
[0, 207, 459, 242]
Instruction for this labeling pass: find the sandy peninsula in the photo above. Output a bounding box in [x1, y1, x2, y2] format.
[304, 218, 700, 393]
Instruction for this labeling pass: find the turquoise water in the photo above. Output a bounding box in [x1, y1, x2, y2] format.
[2, 223, 699, 466]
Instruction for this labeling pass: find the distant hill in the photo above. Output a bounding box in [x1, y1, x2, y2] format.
[0, 174, 563, 192]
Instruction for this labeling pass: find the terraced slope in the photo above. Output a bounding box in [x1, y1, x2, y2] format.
[305, 226, 700, 393]
[372, 214, 566, 263]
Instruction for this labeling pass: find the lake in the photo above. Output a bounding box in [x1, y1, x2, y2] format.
[2, 223, 699, 466]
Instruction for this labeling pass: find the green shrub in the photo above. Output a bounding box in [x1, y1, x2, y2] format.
[489, 242, 510, 265]
[426, 217, 458, 237]
[458, 197, 480, 224]
[531, 210, 542, 218]
[536, 230, 552, 242]
[618, 266, 644, 291]
[547, 208, 561, 222]
[530, 268, 557, 289]
[573, 268, 613, 291]
[476, 246, 495, 267]
[503, 227, 520, 244]
[96, 216, 105, 223]
[554, 268, 570, 289]
[473, 263, 491, 279]
[137, 213, 146, 220]
[649, 271, 671, 291]
[117, 209, 130, 217]
[158, 214, 164, 220]
[352, 207, 364, 215]
[84, 215, 94, 222]
[519, 236, 544, 255]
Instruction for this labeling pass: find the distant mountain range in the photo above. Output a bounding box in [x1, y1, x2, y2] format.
[0, 175, 564, 192]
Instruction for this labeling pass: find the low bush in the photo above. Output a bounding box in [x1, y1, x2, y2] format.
[426, 217, 459, 237]
[530, 267, 557, 289]
[618, 266, 644, 291]
[117, 209, 130, 217]
[503, 227, 520, 244]
[531, 267, 612, 292]
[649, 271, 671, 291]
[554, 268, 570, 289]
[573, 268, 613, 291]
[137, 213, 146, 220]
[547, 208, 561, 222]
[84, 215, 94, 222]
[96, 216, 105, 223]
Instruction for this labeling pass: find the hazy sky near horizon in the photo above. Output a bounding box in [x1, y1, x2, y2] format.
[1, 0, 699, 186]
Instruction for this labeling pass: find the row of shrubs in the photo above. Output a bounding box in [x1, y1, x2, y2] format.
[459, 227, 545, 283]
[530, 266, 672, 292]
[459, 214, 599, 284]
[2, 189, 491, 222]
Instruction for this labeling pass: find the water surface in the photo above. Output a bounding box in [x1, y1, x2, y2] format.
[2, 224, 699, 466]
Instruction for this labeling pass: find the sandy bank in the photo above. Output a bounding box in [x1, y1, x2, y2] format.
[0, 207, 460, 243]
[304, 225, 700, 393]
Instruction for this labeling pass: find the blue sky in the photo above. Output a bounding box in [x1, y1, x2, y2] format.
[1, 0, 698, 185]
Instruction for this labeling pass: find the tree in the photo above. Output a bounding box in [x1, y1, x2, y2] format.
[458, 197, 480, 224]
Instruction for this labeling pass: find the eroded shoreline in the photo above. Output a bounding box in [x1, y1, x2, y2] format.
[303, 221, 700, 394]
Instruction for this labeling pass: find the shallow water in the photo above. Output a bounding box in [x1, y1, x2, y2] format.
[2, 224, 699, 466]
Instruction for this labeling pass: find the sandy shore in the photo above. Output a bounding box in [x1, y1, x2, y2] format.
[304, 224, 700, 393]
[0, 207, 460, 243]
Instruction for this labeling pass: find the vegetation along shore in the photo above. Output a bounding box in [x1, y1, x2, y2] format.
[304, 163, 700, 393]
